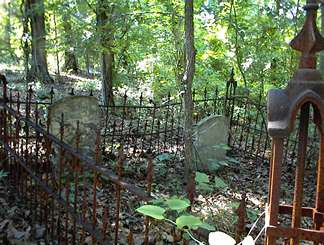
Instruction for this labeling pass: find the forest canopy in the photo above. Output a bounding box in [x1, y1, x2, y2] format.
[0, 0, 305, 98]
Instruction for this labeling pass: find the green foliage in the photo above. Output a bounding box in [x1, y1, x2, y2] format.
[136, 205, 166, 220]
[0, 170, 8, 180]
[155, 153, 173, 162]
[247, 208, 259, 223]
[214, 176, 227, 189]
[76, 80, 99, 91]
[195, 171, 209, 183]
[165, 197, 190, 211]
[0, 0, 304, 97]
[176, 215, 202, 229]
[136, 196, 216, 243]
[195, 171, 228, 192]
[209, 155, 240, 171]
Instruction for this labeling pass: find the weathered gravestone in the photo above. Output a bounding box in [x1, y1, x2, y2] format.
[193, 115, 229, 171]
[48, 96, 101, 159]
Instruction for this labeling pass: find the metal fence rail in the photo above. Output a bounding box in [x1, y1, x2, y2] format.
[2, 72, 320, 166]
[0, 76, 156, 244]
[0, 71, 321, 243]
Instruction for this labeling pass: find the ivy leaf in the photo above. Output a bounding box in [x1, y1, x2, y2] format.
[214, 177, 228, 189]
[176, 215, 202, 230]
[165, 198, 191, 211]
[195, 171, 209, 183]
[199, 222, 216, 231]
[136, 205, 166, 220]
[208, 232, 236, 245]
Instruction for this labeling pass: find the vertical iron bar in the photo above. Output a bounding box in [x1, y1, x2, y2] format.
[290, 103, 310, 245]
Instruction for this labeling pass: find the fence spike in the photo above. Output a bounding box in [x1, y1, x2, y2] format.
[69, 88, 75, 96]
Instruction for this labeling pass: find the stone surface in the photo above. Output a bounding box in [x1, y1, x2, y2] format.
[48, 96, 101, 158]
[193, 115, 229, 171]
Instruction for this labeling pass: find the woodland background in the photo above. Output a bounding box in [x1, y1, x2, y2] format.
[0, 0, 309, 99]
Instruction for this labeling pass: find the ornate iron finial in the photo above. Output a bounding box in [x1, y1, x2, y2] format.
[290, 0, 324, 69]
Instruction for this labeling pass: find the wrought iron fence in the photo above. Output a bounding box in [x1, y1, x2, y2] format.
[3, 72, 320, 165]
[0, 75, 157, 244]
[0, 71, 321, 243]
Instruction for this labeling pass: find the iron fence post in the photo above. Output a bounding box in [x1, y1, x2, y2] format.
[0, 74, 8, 170]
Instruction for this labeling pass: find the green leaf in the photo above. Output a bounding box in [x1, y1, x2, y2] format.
[197, 182, 213, 192]
[136, 205, 166, 220]
[156, 153, 172, 162]
[165, 198, 190, 211]
[0, 170, 8, 179]
[182, 232, 190, 240]
[176, 215, 202, 230]
[247, 208, 259, 222]
[151, 198, 165, 206]
[214, 177, 228, 189]
[195, 171, 209, 183]
[225, 156, 240, 164]
[229, 202, 240, 210]
[199, 222, 216, 231]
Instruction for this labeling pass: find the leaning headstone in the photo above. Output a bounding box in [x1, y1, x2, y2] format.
[48, 96, 101, 159]
[193, 115, 229, 171]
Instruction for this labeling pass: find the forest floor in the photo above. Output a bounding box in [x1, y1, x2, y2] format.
[0, 70, 317, 244]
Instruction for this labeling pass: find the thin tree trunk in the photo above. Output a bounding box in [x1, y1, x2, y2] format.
[97, 0, 114, 106]
[101, 52, 114, 105]
[21, 0, 30, 81]
[275, 0, 280, 16]
[53, 13, 60, 76]
[26, 0, 52, 83]
[183, 0, 195, 183]
[172, 11, 185, 84]
[85, 50, 91, 76]
[62, 11, 78, 73]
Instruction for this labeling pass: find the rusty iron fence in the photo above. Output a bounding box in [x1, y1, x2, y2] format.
[0, 69, 322, 243]
[1, 72, 320, 168]
[0, 75, 159, 244]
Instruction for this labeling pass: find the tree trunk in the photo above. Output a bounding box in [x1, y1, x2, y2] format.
[85, 50, 91, 76]
[62, 11, 78, 74]
[275, 0, 280, 16]
[101, 52, 114, 105]
[171, 11, 185, 84]
[97, 0, 114, 106]
[183, 0, 195, 183]
[53, 13, 60, 76]
[26, 0, 52, 83]
[320, 2, 324, 75]
[21, 0, 30, 80]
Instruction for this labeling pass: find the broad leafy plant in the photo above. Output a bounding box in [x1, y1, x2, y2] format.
[136, 197, 215, 244]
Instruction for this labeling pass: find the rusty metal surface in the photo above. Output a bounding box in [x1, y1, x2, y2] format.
[0, 75, 156, 243]
[266, 0, 324, 244]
